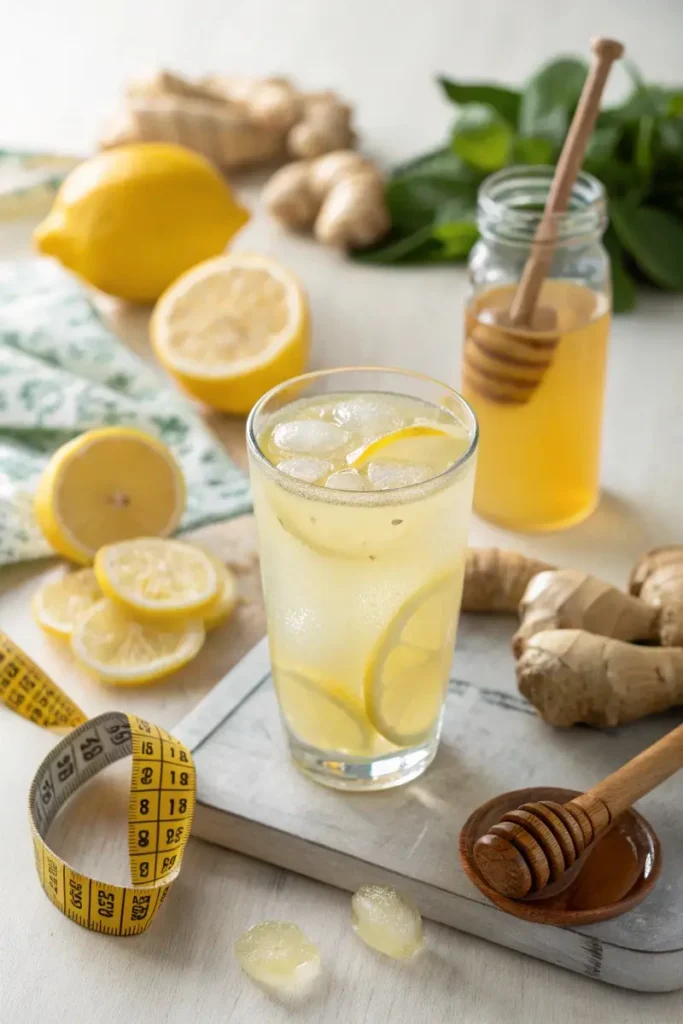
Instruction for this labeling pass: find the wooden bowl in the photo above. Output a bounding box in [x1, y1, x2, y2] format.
[459, 786, 661, 926]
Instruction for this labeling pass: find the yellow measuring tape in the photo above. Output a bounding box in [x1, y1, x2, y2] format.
[0, 632, 195, 936]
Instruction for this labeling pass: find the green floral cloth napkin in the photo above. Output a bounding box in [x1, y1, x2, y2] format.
[0, 259, 252, 566]
[0, 150, 77, 219]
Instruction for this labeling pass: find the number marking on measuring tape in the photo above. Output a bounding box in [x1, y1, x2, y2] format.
[0, 632, 195, 936]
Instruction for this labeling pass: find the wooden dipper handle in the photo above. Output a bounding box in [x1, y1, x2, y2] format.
[474, 720, 683, 900]
[509, 37, 624, 327]
[575, 721, 683, 822]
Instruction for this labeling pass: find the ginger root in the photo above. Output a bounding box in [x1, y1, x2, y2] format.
[202, 75, 302, 132]
[101, 94, 282, 170]
[628, 545, 683, 646]
[461, 548, 554, 613]
[629, 545, 683, 605]
[101, 70, 356, 170]
[262, 150, 389, 249]
[287, 91, 354, 158]
[512, 568, 666, 656]
[517, 629, 683, 727]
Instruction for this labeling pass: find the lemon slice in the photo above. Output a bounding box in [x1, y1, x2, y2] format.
[32, 568, 102, 639]
[71, 599, 205, 684]
[203, 555, 239, 631]
[95, 537, 218, 620]
[347, 425, 450, 467]
[274, 668, 372, 753]
[150, 253, 310, 415]
[347, 423, 470, 475]
[34, 427, 185, 565]
[364, 572, 462, 747]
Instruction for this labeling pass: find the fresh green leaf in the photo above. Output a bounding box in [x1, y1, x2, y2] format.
[604, 227, 637, 313]
[519, 58, 588, 142]
[451, 103, 513, 171]
[434, 195, 477, 223]
[350, 224, 441, 265]
[584, 122, 621, 168]
[617, 86, 680, 121]
[611, 200, 683, 290]
[392, 147, 480, 186]
[511, 136, 555, 164]
[623, 59, 646, 92]
[374, 53, 683, 291]
[433, 218, 479, 257]
[386, 176, 477, 235]
[655, 117, 683, 169]
[438, 77, 521, 125]
[634, 115, 656, 183]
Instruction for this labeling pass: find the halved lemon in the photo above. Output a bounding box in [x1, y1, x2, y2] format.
[364, 572, 462, 747]
[274, 668, 372, 753]
[203, 555, 239, 631]
[95, 537, 218, 621]
[32, 567, 102, 639]
[71, 598, 205, 684]
[34, 427, 185, 565]
[150, 252, 310, 415]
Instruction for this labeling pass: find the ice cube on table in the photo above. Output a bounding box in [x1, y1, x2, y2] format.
[325, 469, 371, 491]
[367, 461, 432, 490]
[235, 921, 321, 990]
[332, 397, 403, 439]
[278, 457, 332, 483]
[273, 419, 350, 454]
[351, 885, 424, 959]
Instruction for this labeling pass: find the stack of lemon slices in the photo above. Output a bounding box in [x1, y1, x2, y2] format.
[31, 427, 237, 684]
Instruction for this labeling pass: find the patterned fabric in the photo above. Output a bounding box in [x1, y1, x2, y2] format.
[0, 260, 251, 566]
[0, 150, 77, 219]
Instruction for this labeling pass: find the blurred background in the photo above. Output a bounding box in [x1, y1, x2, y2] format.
[1, 0, 681, 157]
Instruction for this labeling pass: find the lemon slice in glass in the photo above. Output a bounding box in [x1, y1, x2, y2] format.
[95, 537, 218, 621]
[32, 567, 102, 639]
[34, 426, 185, 565]
[364, 572, 462, 747]
[274, 668, 372, 754]
[346, 424, 458, 469]
[71, 599, 205, 684]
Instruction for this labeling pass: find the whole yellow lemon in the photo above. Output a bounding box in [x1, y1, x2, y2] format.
[34, 143, 250, 303]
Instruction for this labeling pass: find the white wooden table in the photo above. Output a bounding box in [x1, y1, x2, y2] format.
[1, 1, 683, 1020]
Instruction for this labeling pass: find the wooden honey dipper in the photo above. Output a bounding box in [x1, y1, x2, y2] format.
[463, 36, 624, 405]
[473, 722, 683, 900]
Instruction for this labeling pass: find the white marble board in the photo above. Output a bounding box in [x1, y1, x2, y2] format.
[174, 616, 683, 992]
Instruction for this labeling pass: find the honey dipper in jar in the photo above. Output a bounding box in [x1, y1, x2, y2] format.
[462, 39, 624, 532]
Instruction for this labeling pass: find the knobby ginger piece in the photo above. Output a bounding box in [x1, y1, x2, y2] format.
[262, 150, 389, 249]
[512, 568, 661, 656]
[462, 548, 554, 613]
[202, 74, 302, 131]
[288, 91, 355, 159]
[101, 70, 357, 170]
[101, 95, 283, 170]
[517, 629, 683, 727]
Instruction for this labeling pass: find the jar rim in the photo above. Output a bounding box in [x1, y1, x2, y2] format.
[477, 165, 607, 246]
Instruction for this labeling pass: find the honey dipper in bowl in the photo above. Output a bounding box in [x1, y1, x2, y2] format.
[465, 722, 683, 902]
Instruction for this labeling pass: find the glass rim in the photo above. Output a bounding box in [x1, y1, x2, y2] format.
[246, 366, 479, 503]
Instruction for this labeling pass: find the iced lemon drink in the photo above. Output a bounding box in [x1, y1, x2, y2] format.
[247, 368, 477, 790]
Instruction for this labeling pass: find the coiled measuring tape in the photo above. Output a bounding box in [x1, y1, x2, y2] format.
[0, 632, 195, 936]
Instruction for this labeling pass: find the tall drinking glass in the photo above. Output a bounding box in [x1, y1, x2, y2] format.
[247, 368, 478, 790]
